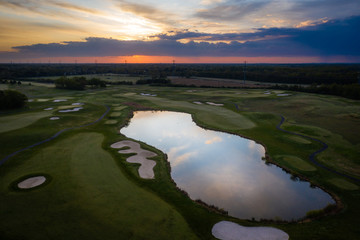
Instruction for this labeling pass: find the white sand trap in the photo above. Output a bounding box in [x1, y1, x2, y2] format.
[140, 93, 157, 97]
[193, 101, 203, 105]
[111, 140, 157, 179]
[18, 176, 46, 189]
[50, 117, 60, 120]
[28, 99, 34, 102]
[264, 91, 271, 95]
[53, 99, 67, 102]
[277, 93, 291, 97]
[59, 107, 83, 113]
[212, 221, 289, 240]
[206, 102, 224, 106]
[44, 107, 53, 111]
[72, 102, 84, 106]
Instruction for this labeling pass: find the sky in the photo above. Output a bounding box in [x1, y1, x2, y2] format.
[0, 0, 359, 63]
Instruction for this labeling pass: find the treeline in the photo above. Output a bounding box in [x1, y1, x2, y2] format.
[272, 83, 360, 100]
[0, 90, 27, 110]
[55, 76, 106, 90]
[1, 63, 359, 85]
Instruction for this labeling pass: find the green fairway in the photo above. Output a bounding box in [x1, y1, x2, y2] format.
[276, 155, 317, 171]
[110, 112, 122, 117]
[286, 135, 312, 144]
[0, 132, 198, 240]
[105, 120, 118, 124]
[328, 178, 359, 190]
[0, 111, 53, 133]
[128, 94, 256, 130]
[1, 82, 360, 240]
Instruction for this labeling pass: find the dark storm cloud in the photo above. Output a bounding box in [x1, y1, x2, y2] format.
[290, 0, 360, 15]
[1, 15, 359, 60]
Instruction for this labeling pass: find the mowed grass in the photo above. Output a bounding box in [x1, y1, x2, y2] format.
[0, 132, 198, 240]
[275, 155, 317, 171]
[328, 178, 359, 190]
[2, 83, 360, 240]
[0, 110, 52, 133]
[126, 94, 256, 131]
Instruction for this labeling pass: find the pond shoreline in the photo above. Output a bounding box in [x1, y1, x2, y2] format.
[120, 109, 340, 223]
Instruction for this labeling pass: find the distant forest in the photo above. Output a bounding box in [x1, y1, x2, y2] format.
[0, 63, 359, 85]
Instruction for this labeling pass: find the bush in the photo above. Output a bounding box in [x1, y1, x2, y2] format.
[306, 204, 337, 219]
[0, 90, 28, 110]
[55, 76, 86, 90]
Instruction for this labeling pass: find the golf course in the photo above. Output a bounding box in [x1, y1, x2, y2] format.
[1, 77, 360, 240]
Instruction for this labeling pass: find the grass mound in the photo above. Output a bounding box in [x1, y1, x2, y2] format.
[276, 155, 316, 171]
[0, 132, 198, 240]
[328, 178, 359, 190]
[0, 111, 52, 133]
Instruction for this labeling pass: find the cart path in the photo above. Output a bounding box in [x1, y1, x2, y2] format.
[233, 102, 359, 183]
[277, 115, 360, 183]
[0, 105, 111, 166]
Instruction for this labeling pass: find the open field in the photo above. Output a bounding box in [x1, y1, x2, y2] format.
[1, 81, 360, 240]
[25, 74, 142, 84]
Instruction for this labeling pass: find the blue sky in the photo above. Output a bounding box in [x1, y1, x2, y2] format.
[0, 0, 359, 63]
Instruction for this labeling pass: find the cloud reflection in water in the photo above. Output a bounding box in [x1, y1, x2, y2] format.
[120, 111, 334, 220]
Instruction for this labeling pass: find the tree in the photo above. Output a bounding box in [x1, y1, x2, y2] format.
[0, 90, 28, 110]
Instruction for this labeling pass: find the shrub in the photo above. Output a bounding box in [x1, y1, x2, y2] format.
[0, 90, 27, 110]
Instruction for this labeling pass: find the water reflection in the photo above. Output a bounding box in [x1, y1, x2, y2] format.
[120, 111, 334, 220]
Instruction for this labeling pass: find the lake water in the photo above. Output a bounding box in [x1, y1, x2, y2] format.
[120, 111, 335, 220]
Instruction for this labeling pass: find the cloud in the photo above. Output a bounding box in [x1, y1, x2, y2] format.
[290, 0, 360, 19]
[196, 0, 270, 21]
[205, 136, 223, 145]
[0, 0, 103, 19]
[49, 1, 102, 15]
[116, 0, 177, 26]
[1, 15, 359, 60]
[0, 0, 41, 13]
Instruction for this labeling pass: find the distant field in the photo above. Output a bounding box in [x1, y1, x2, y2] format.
[169, 76, 268, 88]
[25, 74, 142, 84]
[168, 76, 310, 88]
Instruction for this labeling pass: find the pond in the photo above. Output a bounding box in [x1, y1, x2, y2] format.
[120, 111, 335, 221]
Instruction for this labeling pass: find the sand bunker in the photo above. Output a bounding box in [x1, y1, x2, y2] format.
[44, 108, 53, 111]
[50, 117, 60, 120]
[72, 102, 84, 106]
[193, 101, 203, 105]
[277, 93, 291, 97]
[140, 93, 157, 97]
[53, 99, 67, 102]
[212, 221, 289, 240]
[17, 176, 46, 189]
[111, 140, 157, 179]
[28, 99, 34, 102]
[206, 102, 224, 106]
[59, 107, 83, 113]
